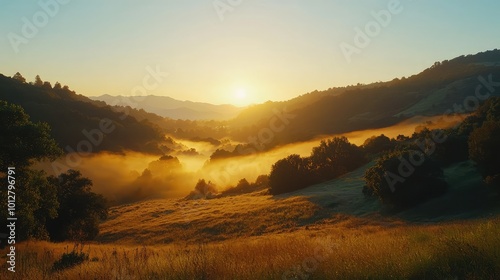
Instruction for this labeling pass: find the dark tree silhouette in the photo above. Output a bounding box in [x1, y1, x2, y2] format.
[0, 74, 164, 154]
[47, 170, 108, 241]
[0, 101, 62, 242]
[310, 137, 366, 181]
[362, 134, 395, 155]
[469, 121, 500, 190]
[0, 100, 62, 169]
[34, 75, 43, 86]
[42, 81, 52, 89]
[209, 149, 234, 161]
[185, 179, 218, 199]
[364, 150, 448, 209]
[12, 72, 26, 83]
[269, 154, 314, 195]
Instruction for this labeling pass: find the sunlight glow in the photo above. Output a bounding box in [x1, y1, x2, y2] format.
[232, 88, 250, 106]
[235, 88, 247, 99]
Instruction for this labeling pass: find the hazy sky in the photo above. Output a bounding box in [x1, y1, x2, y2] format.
[1, 0, 500, 105]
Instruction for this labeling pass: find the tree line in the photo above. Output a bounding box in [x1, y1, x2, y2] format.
[0, 100, 107, 245]
[267, 97, 500, 210]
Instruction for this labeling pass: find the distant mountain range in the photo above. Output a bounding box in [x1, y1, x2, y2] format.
[90, 95, 244, 121]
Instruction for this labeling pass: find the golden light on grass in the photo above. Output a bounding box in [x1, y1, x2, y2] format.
[3, 217, 499, 279]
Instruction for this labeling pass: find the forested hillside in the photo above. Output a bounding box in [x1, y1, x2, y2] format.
[0, 74, 164, 154]
[229, 50, 500, 146]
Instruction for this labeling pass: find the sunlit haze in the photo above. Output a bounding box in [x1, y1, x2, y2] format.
[1, 0, 500, 105]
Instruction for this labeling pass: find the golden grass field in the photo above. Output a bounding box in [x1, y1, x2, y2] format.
[1, 174, 500, 280]
[3, 159, 500, 279]
[2, 159, 500, 279]
[1, 215, 499, 279]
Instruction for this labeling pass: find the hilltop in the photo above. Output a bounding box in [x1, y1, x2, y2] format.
[0, 75, 165, 154]
[91, 94, 244, 121]
[2, 50, 500, 156]
[228, 49, 500, 146]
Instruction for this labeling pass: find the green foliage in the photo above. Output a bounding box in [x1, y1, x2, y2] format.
[310, 136, 367, 180]
[362, 134, 396, 155]
[52, 247, 89, 271]
[186, 179, 218, 199]
[270, 137, 367, 195]
[456, 97, 500, 137]
[194, 179, 217, 195]
[0, 101, 62, 241]
[0, 100, 109, 242]
[235, 178, 250, 189]
[47, 170, 108, 241]
[220, 176, 270, 197]
[269, 154, 315, 195]
[42, 81, 52, 89]
[0, 74, 164, 154]
[364, 150, 448, 209]
[475, 96, 500, 123]
[228, 50, 500, 151]
[469, 120, 500, 190]
[12, 72, 26, 83]
[0, 169, 59, 241]
[34, 75, 43, 87]
[209, 149, 234, 161]
[0, 100, 62, 169]
[433, 130, 469, 165]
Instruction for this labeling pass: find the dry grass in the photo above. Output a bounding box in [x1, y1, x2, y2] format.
[98, 193, 323, 244]
[2, 172, 499, 279]
[1, 216, 499, 279]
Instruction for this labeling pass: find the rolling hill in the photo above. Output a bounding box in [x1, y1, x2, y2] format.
[229, 49, 500, 146]
[0, 75, 165, 154]
[92, 94, 244, 120]
[98, 159, 500, 245]
[2, 50, 500, 156]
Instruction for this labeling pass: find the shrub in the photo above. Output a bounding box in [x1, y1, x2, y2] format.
[362, 134, 395, 155]
[52, 249, 89, 271]
[185, 179, 218, 199]
[310, 137, 366, 181]
[269, 155, 314, 195]
[269, 137, 367, 195]
[469, 120, 500, 190]
[220, 176, 269, 197]
[364, 149, 448, 209]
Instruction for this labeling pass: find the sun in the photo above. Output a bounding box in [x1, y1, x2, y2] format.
[232, 88, 249, 106]
[235, 88, 247, 100]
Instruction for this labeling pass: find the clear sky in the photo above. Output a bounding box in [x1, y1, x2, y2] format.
[1, 0, 500, 106]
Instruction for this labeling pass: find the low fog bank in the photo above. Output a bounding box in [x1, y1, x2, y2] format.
[34, 115, 458, 205]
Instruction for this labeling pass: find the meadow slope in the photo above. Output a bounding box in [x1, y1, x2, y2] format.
[97, 160, 499, 245]
[2, 161, 500, 279]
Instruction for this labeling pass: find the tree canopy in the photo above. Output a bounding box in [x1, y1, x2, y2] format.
[364, 150, 448, 209]
[469, 121, 500, 190]
[0, 101, 107, 243]
[47, 170, 108, 241]
[0, 100, 62, 169]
